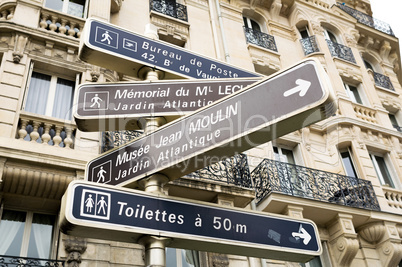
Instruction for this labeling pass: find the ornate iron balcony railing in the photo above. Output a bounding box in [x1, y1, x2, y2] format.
[101, 130, 143, 153]
[300, 36, 320, 55]
[0, 255, 64, 266]
[337, 3, 394, 36]
[150, 0, 188, 22]
[244, 27, 278, 52]
[326, 40, 356, 64]
[185, 153, 252, 188]
[373, 72, 394, 91]
[101, 132, 252, 188]
[251, 158, 381, 211]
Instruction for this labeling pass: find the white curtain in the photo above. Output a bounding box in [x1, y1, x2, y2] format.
[25, 72, 51, 115]
[52, 78, 74, 120]
[0, 210, 26, 256]
[184, 250, 200, 267]
[29, 214, 54, 259]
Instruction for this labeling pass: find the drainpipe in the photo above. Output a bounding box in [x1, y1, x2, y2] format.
[215, 0, 231, 63]
[251, 200, 268, 267]
[208, 0, 222, 60]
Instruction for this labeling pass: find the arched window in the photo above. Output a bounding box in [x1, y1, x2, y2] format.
[324, 29, 338, 43]
[243, 17, 261, 32]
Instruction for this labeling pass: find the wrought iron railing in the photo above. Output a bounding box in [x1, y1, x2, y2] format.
[244, 27, 278, 52]
[150, 0, 188, 22]
[101, 132, 252, 188]
[0, 255, 64, 266]
[101, 130, 143, 153]
[373, 72, 394, 91]
[300, 36, 320, 55]
[185, 153, 252, 188]
[337, 3, 394, 36]
[326, 40, 356, 64]
[251, 158, 381, 211]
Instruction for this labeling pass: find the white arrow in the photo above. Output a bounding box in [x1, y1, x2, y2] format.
[283, 79, 311, 97]
[292, 227, 312, 245]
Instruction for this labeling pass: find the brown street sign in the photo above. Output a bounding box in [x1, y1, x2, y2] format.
[74, 78, 260, 131]
[79, 18, 261, 79]
[85, 59, 337, 188]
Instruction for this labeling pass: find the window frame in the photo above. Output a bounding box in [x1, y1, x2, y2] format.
[44, 0, 89, 18]
[370, 152, 397, 188]
[243, 16, 261, 32]
[339, 148, 359, 179]
[22, 64, 79, 121]
[0, 206, 59, 260]
[343, 82, 367, 105]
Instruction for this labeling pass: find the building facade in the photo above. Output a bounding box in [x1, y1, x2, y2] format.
[0, 0, 401, 266]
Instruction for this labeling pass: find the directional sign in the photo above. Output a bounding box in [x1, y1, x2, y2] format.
[74, 78, 260, 131]
[79, 18, 261, 79]
[85, 59, 337, 187]
[60, 181, 321, 262]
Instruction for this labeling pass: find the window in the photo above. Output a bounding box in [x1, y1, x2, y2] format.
[298, 26, 310, 39]
[363, 60, 374, 71]
[0, 210, 56, 259]
[44, 0, 88, 18]
[370, 154, 395, 188]
[340, 149, 358, 178]
[166, 248, 199, 267]
[273, 146, 295, 164]
[24, 71, 75, 120]
[243, 17, 261, 32]
[344, 83, 363, 105]
[389, 113, 402, 131]
[324, 29, 338, 43]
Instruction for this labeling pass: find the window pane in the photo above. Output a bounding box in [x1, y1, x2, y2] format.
[52, 77, 75, 119]
[374, 155, 394, 187]
[299, 29, 309, 39]
[68, 0, 86, 17]
[27, 213, 55, 259]
[341, 151, 358, 178]
[25, 72, 51, 115]
[349, 85, 362, 104]
[389, 114, 399, 126]
[166, 248, 178, 266]
[182, 250, 198, 267]
[45, 0, 64, 12]
[0, 210, 26, 257]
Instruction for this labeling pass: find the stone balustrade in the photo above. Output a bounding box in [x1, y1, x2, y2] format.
[39, 9, 85, 38]
[383, 187, 402, 213]
[352, 104, 377, 123]
[17, 112, 76, 149]
[0, 4, 15, 20]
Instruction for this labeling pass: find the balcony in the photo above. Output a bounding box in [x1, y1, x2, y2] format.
[326, 40, 356, 64]
[0, 255, 64, 266]
[251, 158, 380, 211]
[244, 27, 278, 52]
[39, 8, 85, 39]
[102, 131, 252, 188]
[300, 36, 320, 56]
[150, 0, 188, 22]
[337, 3, 395, 36]
[373, 72, 395, 91]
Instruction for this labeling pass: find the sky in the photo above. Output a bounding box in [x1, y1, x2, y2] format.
[370, 0, 402, 53]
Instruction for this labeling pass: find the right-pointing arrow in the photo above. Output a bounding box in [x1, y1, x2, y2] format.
[283, 79, 311, 97]
[292, 227, 312, 245]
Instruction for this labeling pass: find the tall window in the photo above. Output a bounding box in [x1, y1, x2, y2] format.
[370, 154, 395, 188]
[0, 210, 56, 259]
[243, 17, 261, 32]
[24, 71, 75, 120]
[344, 83, 363, 105]
[44, 0, 88, 18]
[273, 146, 295, 164]
[324, 29, 338, 43]
[340, 149, 358, 178]
[389, 113, 402, 131]
[298, 26, 310, 39]
[166, 248, 199, 267]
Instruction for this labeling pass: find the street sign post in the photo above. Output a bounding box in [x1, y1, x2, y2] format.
[85, 59, 337, 187]
[60, 181, 321, 262]
[74, 78, 260, 131]
[79, 18, 261, 79]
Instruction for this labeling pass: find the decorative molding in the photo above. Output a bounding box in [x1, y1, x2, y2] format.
[64, 236, 87, 267]
[358, 222, 386, 244]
